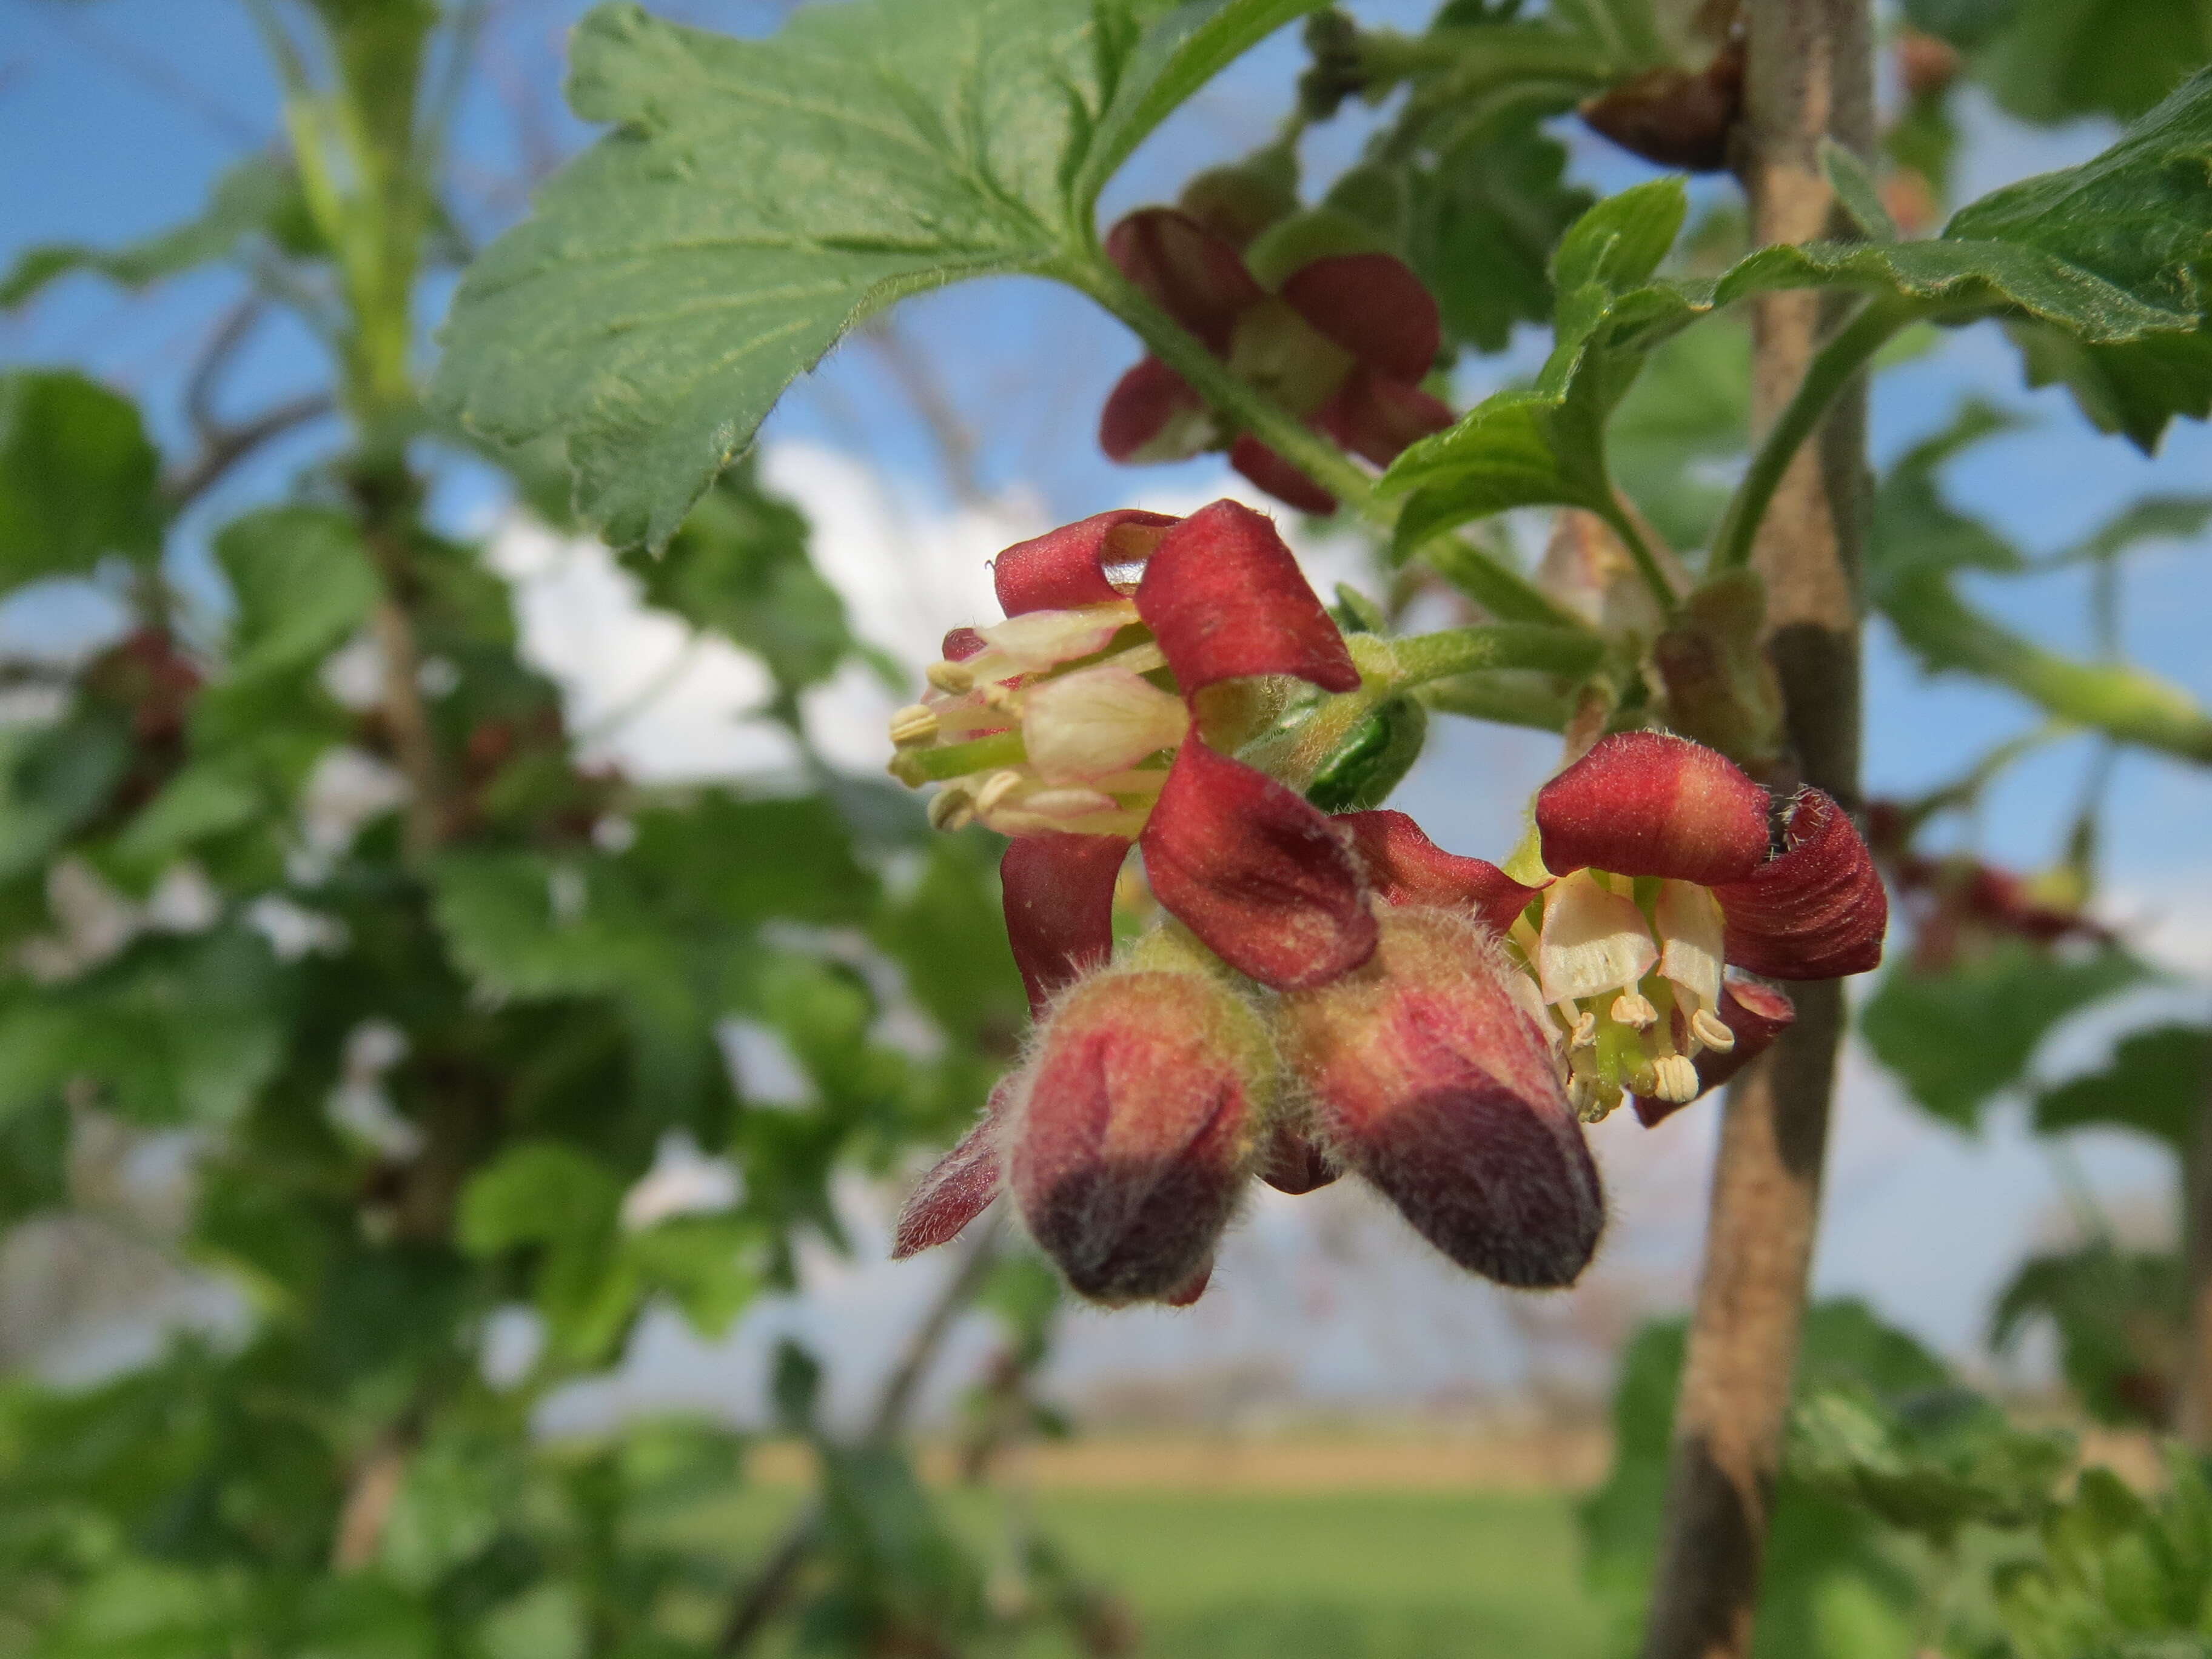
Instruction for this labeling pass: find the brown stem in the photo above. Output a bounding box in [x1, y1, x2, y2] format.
[1638, 4, 1873, 1657]
[2181, 1041, 2212, 1446]
[716, 1215, 1005, 1656]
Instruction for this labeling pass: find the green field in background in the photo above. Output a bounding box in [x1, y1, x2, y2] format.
[688, 1486, 1608, 1658]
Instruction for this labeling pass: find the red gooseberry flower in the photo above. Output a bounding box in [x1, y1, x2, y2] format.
[1098, 206, 1454, 514]
[893, 937, 1275, 1307]
[1274, 907, 1605, 1288]
[886, 500, 1378, 1011]
[1520, 730, 1887, 1123]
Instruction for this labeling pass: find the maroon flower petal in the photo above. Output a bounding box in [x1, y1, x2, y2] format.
[1535, 730, 1772, 885]
[942, 626, 987, 662]
[1631, 980, 1796, 1128]
[1316, 369, 1456, 469]
[1140, 739, 1377, 991]
[1135, 500, 1358, 694]
[1099, 358, 1208, 463]
[1000, 833, 1130, 1016]
[1277, 253, 1441, 383]
[1712, 790, 1889, 980]
[994, 509, 1179, 616]
[1338, 809, 1544, 935]
[891, 1092, 1007, 1258]
[1228, 434, 1339, 515]
[1009, 970, 1260, 1304]
[1257, 1119, 1339, 1194]
[1105, 207, 1264, 353]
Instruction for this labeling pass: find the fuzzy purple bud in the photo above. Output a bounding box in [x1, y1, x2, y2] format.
[1007, 957, 1273, 1305]
[1276, 909, 1604, 1288]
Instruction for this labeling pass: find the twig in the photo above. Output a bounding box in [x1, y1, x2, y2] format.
[184, 297, 267, 447]
[161, 394, 335, 509]
[714, 1214, 1005, 1656]
[1638, 4, 1875, 1656]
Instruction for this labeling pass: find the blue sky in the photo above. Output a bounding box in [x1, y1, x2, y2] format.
[4, 0, 2211, 1372]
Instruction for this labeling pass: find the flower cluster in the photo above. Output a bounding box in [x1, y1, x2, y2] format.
[887, 508, 1889, 1305]
[1097, 184, 1453, 514]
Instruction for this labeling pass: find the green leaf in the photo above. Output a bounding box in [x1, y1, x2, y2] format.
[109, 763, 264, 874]
[1607, 314, 1750, 552]
[620, 464, 856, 693]
[2009, 318, 2212, 453]
[434, 0, 1325, 549]
[1870, 406, 2212, 760]
[0, 370, 163, 586]
[1717, 69, 2212, 365]
[0, 716, 132, 884]
[1965, 0, 2212, 124]
[458, 1140, 640, 1362]
[1790, 1384, 2074, 1541]
[0, 928, 287, 1130]
[628, 793, 874, 928]
[214, 506, 380, 683]
[432, 850, 683, 1003]
[1991, 1242, 2186, 1427]
[1860, 941, 2153, 1129]
[1399, 117, 1595, 356]
[1380, 179, 1702, 551]
[1581, 1301, 1946, 1658]
[1821, 138, 1900, 243]
[0, 156, 316, 309]
[2036, 1024, 2212, 1151]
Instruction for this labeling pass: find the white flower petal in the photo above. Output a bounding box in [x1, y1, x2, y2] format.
[1022, 665, 1189, 783]
[976, 602, 1137, 670]
[1655, 878, 1726, 1013]
[1536, 870, 1658, 1005]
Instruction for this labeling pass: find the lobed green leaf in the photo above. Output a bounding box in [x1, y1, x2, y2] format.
[433, 0, 1322, 549]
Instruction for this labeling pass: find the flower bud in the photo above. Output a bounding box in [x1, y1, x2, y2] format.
[1276, 909, 1603, 1287]
[1007, 951, 1273, 1305]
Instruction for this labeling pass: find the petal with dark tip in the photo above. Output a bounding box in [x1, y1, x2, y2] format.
[1631, 980, 1796, 1127]
[1000, 834, 1130, 1016]
[1228, 434, 1338, 515]
[1278, 253, 1441, 382]
[1535, 730, 1772, 885]
[1337, 808, 1543, 934]
[1010, 970, 1264, 1305]
[1136, 500, 1359, 694]
[1316, 369, 1456, 468]
[1100, 357, 1211, 463]
[891, 1093, 1007, 1258]
[1278, 910, 1603, 1287]
[1711, 790, 1888, 979]
[1257, 1120, 1339, 1195]
[1140, 739, 1376, 991]
[1104, 207, 1263, 352]
[994, 509, 1179, 616]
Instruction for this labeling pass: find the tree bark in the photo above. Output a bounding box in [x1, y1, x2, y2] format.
[1638, 4, 1874, 1656]
[2180, 1047, 2212, 1445]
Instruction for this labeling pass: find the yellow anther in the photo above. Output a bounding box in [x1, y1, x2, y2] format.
[982, 682, 1019, 713]
[1690, 1007, 1736, 1054]
[974, 770, 1025, 814]
[888, 703, 939, 746]
[1569, 1010, 1599, 1050]
[927, 788, 974, 832]
[1651, 1054, 1700, 1104]
[1610, 991, 1658, 1030]
[925, 660, 975, 694]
